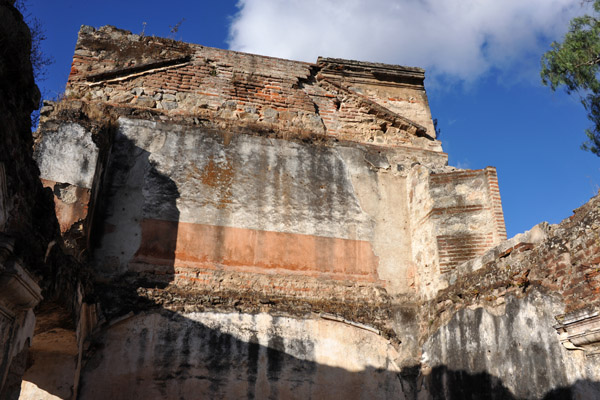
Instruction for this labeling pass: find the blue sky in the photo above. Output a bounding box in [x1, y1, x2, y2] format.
[27, 0, 600, 238]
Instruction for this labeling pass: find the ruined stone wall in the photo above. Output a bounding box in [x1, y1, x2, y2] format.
[70, 188, 600, 398]
[36, 25, 506, 298]
[0, 2, 46, 396]
[7, 9, 600, 400]
[429, 167, 506, 274]
[22, 24, 518, 399]
[0, 4, 98, 399]
[407, 166, 507, 299]
[0, 2, 84, 399]
[316, 57, 437, 135]
[417, 194, 600, 399]
[78, 311, 404, 399]
[66, 26, 440, 151]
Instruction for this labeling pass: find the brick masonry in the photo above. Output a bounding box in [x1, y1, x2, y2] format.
[65, 25, 441, 151]
[429, 167, 507, 274]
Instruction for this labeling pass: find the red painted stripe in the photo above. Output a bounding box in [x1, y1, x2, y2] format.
[132, 219, 380, 282]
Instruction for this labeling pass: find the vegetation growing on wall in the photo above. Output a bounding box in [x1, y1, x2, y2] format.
[14, 0, 52, 128]
[541, 0, 600, 156]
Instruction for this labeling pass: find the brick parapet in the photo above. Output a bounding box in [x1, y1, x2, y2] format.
[484, 166, 507, 242]
[64, 25, 442, 152]
[425, 168, 506, 276]
[436, 233, 496, 274]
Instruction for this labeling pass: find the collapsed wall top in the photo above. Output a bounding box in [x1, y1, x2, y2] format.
[65, 25, 441, 151]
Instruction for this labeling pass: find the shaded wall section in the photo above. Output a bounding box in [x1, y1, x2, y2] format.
[1, 2, 93, 399]
[78, 311, 404, 400]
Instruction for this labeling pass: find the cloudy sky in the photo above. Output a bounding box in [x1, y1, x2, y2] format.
[29, 0, 600, 237]
[229, 0, 585, 83]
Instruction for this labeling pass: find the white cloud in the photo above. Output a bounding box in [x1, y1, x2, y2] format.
[228, 0, 588, 84]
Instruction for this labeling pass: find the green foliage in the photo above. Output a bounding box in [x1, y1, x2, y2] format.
[541, 0, 600, 156]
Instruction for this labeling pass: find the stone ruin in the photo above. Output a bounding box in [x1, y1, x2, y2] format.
[1, 8, 600, 399]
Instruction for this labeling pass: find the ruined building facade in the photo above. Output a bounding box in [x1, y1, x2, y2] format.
[2, 12, 600, 399]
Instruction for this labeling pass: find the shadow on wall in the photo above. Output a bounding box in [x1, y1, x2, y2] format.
[424, 365, 600, 400]
[93, 124, 180, 289]
[71, 309, 600, 399]
[14, 127, 182, 400]
[75, 310, 405, 399]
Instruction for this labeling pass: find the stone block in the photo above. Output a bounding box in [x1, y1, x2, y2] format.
[134, 96, 156, 108]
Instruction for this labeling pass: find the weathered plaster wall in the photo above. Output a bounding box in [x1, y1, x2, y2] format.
[79, 188, 600, 400]
[79, 311, 404, 399]
[95, 118, 371, 277]
[72, 112, 502, 300]
[421, 290, 597, 399]
[93, 117, 450, 294]
[407, 165, 442, 298]
[35, 122, 98, 238]
[40, 26, 506, 301]
[415, 193, 600, 399]
[35, 123, 99, 189]
[33, 25, 508, 304]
